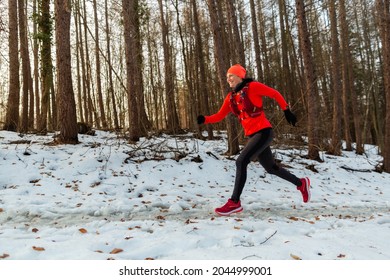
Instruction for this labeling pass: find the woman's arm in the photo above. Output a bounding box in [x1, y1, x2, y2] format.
[204, 94, 232, 124]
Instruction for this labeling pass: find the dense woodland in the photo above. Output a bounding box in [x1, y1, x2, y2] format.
[0, 0, 390, 171]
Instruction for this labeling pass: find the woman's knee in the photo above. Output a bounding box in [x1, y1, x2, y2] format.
[263, 163, 280, 174]
[236, 155, 250, 169]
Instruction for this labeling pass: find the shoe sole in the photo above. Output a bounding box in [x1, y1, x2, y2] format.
[215, 207, 243, 216]
[304, 177, 311, 203]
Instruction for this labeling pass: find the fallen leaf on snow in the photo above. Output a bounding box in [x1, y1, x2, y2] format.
[79, 228, 88, 234]
[290, 254, 302, 260]
[0, 253, 10, 259]
[32, 246, 45, 251]
[110, 248, 123, 254]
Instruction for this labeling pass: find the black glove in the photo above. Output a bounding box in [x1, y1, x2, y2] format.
[284, 108, 297, 126]
[197, 115, 205, 125]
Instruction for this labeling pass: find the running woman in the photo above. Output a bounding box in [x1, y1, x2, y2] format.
[197, 64, 311, 216]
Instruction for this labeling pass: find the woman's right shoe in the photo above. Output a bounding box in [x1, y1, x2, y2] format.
[297, 177, 311, 203]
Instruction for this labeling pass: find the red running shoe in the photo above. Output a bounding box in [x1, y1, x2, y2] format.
[215, 199, 243, 216]
[297, 177, 311, 203]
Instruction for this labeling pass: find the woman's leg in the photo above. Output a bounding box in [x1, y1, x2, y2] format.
[257, 146, 301, 186]
[231, 128, 273, 202]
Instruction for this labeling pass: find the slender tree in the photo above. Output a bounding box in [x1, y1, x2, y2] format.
[158, 0, 180, 133]
[122, 0, 144, 141]
[193, 0, 213, 139]
[328, 0, 342, 155]
[207, 0, 239, 155]
[249, 0, 263, 81]
[4, 0, 20, 132]
[92, 0, 107, 129]
[296, 0, 320, 160]
[339, 0, 363, 154]
[37, 0, 54, 134]
[376, 0, 390, 172]
[55, 0, 78, 143]
[104, 0, 119, 130]
[18, 0, 31, 133]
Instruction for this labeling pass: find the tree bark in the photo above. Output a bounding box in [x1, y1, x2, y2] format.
[207, 0, 239, 155]
[328, 0, 342, 155]
[296, 0, 320, 160]
[376, 0, 390, 172]
[55, 0, 78, 144]
[4, 0, 20, 132]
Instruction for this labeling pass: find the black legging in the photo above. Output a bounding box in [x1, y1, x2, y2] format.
[231, 128, 301, 202]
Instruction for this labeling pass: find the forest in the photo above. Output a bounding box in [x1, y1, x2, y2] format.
[0, 0, 389, 171]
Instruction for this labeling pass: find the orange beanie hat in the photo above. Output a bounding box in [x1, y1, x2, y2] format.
[227, 64, 246, 79]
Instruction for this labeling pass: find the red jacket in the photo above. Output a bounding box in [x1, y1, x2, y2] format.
[205, 81, 289, 136]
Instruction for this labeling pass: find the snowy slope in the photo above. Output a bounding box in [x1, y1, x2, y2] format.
[0, 130, 389, 260]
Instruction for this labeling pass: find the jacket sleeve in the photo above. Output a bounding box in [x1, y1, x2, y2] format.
[251, 82, 289, 110]
[204, 94, 232, 124]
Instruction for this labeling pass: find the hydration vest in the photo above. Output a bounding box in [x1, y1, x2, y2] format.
[229, 82, 263, 120]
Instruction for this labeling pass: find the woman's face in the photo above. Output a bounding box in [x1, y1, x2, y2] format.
[226, 73, 242, 89]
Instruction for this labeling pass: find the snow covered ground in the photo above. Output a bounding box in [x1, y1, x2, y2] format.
[0, 129, 389, 276]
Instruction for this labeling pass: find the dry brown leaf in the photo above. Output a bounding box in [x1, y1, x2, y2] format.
[79, 228, 88, 234]
[145, 257, 155, 260]
[0, 253, 10, 259]
[110, 248, 123, 254]
[32, 228, 39, 233]
[289, 216, 299, 221]
[0, 208, 3, 213]
[337, 254, 346, 258]
[32, 246, 45, 251]
[290, 253, 302, 260]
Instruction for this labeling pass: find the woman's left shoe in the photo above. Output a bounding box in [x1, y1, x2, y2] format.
[215, 199, 243, 216]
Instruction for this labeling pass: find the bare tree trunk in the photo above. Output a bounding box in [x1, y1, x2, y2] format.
[55, 0, 78, 144]
[249, 0, 263, 81]
[193, 0, 213, 139]
[158, 0, 180, 134]
[257, 0, 271, 84]
[18, 0, 30, 133]
[376, 0, 390, 172]
[92, 0, 107, 129]
[296, 0, 320, 160]
[340, 0, 363, 154]
[226, 0, 245, 65]
[4, 0, 20, 132]
[105, 0, 119, 130]
[82, 0, 94, 126]
[37, 0, 54, 134]
[207, 0, 239, 155]
[122, 0, 142, 141]
[33, 0, 40, 130]
[328, 0, 342, 155]
[74, 0, 84, 124]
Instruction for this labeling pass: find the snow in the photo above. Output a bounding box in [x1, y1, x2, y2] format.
[0, 129, 389, 269]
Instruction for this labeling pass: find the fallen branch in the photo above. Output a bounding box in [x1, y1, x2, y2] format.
[260, 230, 277, 245]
